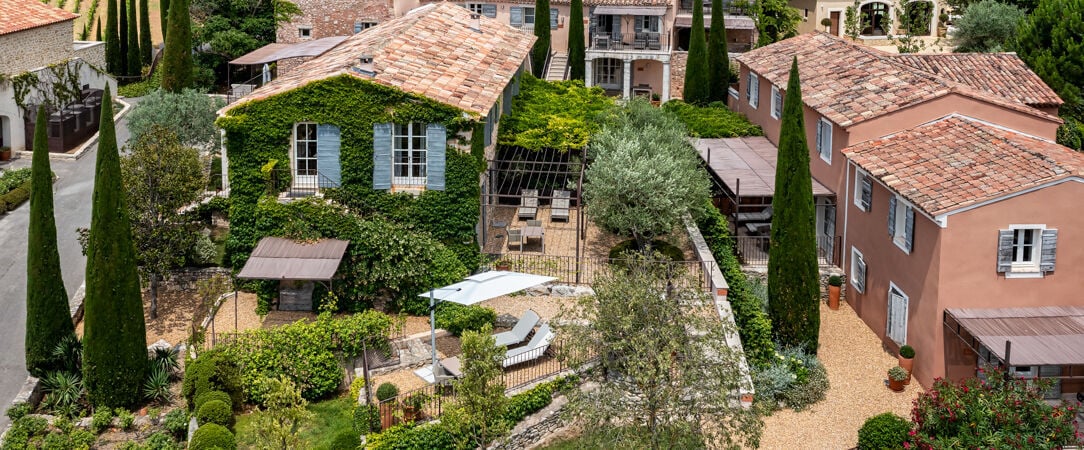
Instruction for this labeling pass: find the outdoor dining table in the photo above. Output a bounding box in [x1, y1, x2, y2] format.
[523, 225, 545, 253]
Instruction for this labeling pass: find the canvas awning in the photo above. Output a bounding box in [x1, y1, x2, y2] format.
[694, 137, 834, 198]
[945, 306, 1084, 366]
[237, 237, 349, 281]
[594, 6, 667, 15]
[229, 36, 349, 65]
[674, 15, 757, 29]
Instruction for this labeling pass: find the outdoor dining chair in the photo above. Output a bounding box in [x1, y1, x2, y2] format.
[507, 228, 524, 251]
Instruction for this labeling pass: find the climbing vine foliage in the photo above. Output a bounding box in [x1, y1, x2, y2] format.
[10, 59, 100, 114]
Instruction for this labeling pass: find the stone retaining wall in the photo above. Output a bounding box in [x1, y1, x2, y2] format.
[487, 396, 569, 450]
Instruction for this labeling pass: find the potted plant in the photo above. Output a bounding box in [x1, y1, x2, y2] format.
[898, 345, 915, 384]
[375, 382, 399, 430]
[650, 92, 661, 107]
[401, 392, 430, 422]
[937, 12, 949, 37]
[494, 258, 511, 271]
[0, 146, 11, 161]
[888, 366, 908, 392]
[827, 275, 843, 310]
[820, 17, 833, 32]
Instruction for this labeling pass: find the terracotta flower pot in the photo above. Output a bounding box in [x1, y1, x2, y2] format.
[899, 355, 914, 384]
[496, 263, 511, 271]
[828, 285, 841, 310]
[888, 377, 906, 392]
[0, 149, 11, 161]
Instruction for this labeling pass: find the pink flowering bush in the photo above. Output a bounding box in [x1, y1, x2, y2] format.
[909, 367, 1081, 449]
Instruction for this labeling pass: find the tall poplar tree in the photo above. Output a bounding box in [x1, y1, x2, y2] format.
[96, 17, 102, 42]
[139, 0, 152, 64]
[119, 0, 129, 74]
[707, 0, 731, 102]
[683, 0, 710, 104]
[160, 0, 170, 42]
[531, 0, 552, 77]
[160, 0, 193, 92]
[82, 86, 148, 408]
[104, 0, 120, 73]
[127, 0, 141, 76]
[767, 58, 820, 354]
[568, 0, 586, 81]
[25, 107, 75, 377]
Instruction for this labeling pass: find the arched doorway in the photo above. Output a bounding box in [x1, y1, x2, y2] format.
[860, 2, 891, 36]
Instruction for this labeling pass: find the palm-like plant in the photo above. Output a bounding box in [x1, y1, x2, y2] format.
[50, 335, 83, 374]
[143, 367, 173, 403]
[151, 346, 181, 377]
[41, 371, 85, 417]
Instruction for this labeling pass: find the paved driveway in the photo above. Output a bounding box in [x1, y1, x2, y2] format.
[0, 98, 136, 429]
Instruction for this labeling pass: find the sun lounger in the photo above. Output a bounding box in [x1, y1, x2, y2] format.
[493, 309, 541, 348]
[551, 190, 570, 221]
[517, 189, 538, 220]
[736, 206, 772, 223]
[502, 324, 555, 368]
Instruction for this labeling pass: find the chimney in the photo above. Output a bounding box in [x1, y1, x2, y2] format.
[470, 13, 482, 33]
[353, 55, 376, 77]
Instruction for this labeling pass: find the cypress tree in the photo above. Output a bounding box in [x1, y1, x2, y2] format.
[127, 0, 141, 76]
[139, 0, 152, 64]
[25, 107, 75, 377]
[104, 0, 120, 73]
[96, 17, 102, 42]
[160, 0, 170, 43]
[82, 85, 148, 408]
[531, 0, 552, 78]
[160, 0, 193, 92]
[683, 0, 710, 104]
[568, 0, 586, 81]
[707, 0, 731, 102]
[767, 58, 820, 354]
[119, 0, 129, 74]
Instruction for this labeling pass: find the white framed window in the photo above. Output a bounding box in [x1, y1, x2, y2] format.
[636, 15, 660, 32]
[354, 21, 376, 33]
[393, 122, 427, 186]
[466, 3, 497, 17]
[770, 85, 782, 119]
[888, 194, 914, 253]
[293, 123, 318, 181]
[854, 168, 871, 211]
[850, 247, 866, 293]
[594, 58, 622, 88]
[298, 26, 312, 39]
[997, 225, 1056, 277]
[746, 73, 759, 108]
[886, 283, 908, 345]
[467, 2, 485, 14]
[524, 7, 536, 25]
[815, 118, 832, 163]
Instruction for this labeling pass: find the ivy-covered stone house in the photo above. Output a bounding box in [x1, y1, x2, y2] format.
[217, 2, 535, 310]
[0, 0, 114, 154]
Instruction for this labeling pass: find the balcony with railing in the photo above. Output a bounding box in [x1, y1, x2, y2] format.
[266, 168, 341, 200]
[589, 31, 670, 52]
[678, 0, 751, 15]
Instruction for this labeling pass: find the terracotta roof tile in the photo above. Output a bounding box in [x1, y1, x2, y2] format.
[0, 0, 78, 36]
[227, 2, 535, 116]
[893, 53, 1062, 107]
[736, 33, 1060, 128]
[843, 115, 1084, 216]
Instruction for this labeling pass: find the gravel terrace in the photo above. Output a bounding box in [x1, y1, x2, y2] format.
[759, 301, 922, 449]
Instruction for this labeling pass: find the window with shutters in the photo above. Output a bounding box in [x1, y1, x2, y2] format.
[851, 247, 866, 293]
[551, 8, 559, 27]
[292, 123, 341, 189]
[636, 15, 660, 32]
[886, 283, 908, 345]
[746, 73, 759, 108]
[770, 85, 782, 119]
[294, 123, 318, 178]
[854, 168, 871, 211]
[393, 122, 427, 186]
[998, 225, 1056, 277]
[888, 194, 914, 253]
[816, 118, 832, 163]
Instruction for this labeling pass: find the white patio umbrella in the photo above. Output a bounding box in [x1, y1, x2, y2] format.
[416, 271, 556, 382]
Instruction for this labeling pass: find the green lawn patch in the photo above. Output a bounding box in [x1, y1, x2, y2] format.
[236, 396, 358, 450]
[663, 100, 763, 138]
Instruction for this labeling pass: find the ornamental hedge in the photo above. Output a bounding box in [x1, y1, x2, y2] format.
[663, 100, 763, 138]
[496, 74, 614, 151]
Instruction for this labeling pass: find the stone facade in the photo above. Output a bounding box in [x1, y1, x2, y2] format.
[0, 21, 76, 76]
[72, 41, 107, 70]
[277, 0, 394, 44]
[670, 51, 687, 100]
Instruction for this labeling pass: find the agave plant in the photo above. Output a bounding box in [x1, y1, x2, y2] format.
[143, 366, 173, 403]
[50, 335, 83, 374]
[41, 371, 85, 417]
[151, 347, 180, 376]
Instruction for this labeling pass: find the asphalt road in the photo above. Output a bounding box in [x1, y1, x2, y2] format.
[0, 98, 136, 429]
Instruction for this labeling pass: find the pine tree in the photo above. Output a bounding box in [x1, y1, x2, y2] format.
[683, 0, 711, 104]
[160, 0, 170, 43]
[707, 0, 731, 102]
[160, 0, 193, 92]
[25, 107, 75, 377]
[82, 85, 148, 408]
[531, 0, 552, 78]
[104, 0, 120, 73]
[568, 0, 586, 81]
[119, 0, 128, 74]
[767, 58, 820, 354]
[139, 0, 152, 64]
[126, 0, 141, 76]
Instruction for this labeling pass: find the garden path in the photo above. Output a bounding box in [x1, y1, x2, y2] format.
[758, 301, 922, 449]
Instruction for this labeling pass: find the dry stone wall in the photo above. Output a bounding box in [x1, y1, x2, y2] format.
[0, 22, 78, 76]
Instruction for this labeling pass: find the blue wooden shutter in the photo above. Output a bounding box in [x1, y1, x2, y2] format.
[502, 83, 513, 116]
[551, 8, 558, 27]
[860, 176, 872, 211]
[635, 16, 643, 32]
[316, 124, 341, 187]
[1040, 229, 1058, 272]
[372, 123, 392, 190]
[903, 205, 914, 252]
[482, 3, 497, 17]
[996, 229, 1013, 273]
[426, 123, 447, 191]
[511, 7, 523, 27]
[887, 195, 897, 237]
[589, 9, 597, 37]
[612, 16, 621, 36]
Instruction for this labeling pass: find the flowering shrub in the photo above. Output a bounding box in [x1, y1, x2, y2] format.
[909, 367, 1081, 449]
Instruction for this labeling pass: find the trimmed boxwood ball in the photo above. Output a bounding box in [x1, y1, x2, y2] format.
[857, 412, 910, 449]
[195, 390, 233, 412]
[608, 239, 685, 263]
[190, 423, 237, 450]
[376, 382, 399, 402]
[196, 399, 233, 428]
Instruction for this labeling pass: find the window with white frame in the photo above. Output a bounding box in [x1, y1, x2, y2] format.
[746, 73, 759, 108]
[997, 225, 1057, 276]
[636, 15, 661, 32]
[594, 58, 622, 88]
[524, 7, 536, 25]
[888, 194, 914, 253]
[393, 123, 427, 186]
[294, 123, 318, 177]
[770, 85, 782, 119]
[815, 118, 832, 163]
[886, 283, 908, 344]
[298, 26, 312, 39]
[854, 169, 872, 211]
[851, 247, 866, 293]
[467, 2, 485, 14]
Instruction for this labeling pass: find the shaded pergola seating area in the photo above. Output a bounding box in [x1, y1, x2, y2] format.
[237, 237, 349, 310]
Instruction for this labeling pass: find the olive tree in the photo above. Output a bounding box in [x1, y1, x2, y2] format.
[950, 0, 1025, 52]
[442, 324, 508, 448]
[126, 88, 224, 151]
[555, 255, 762, 449]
